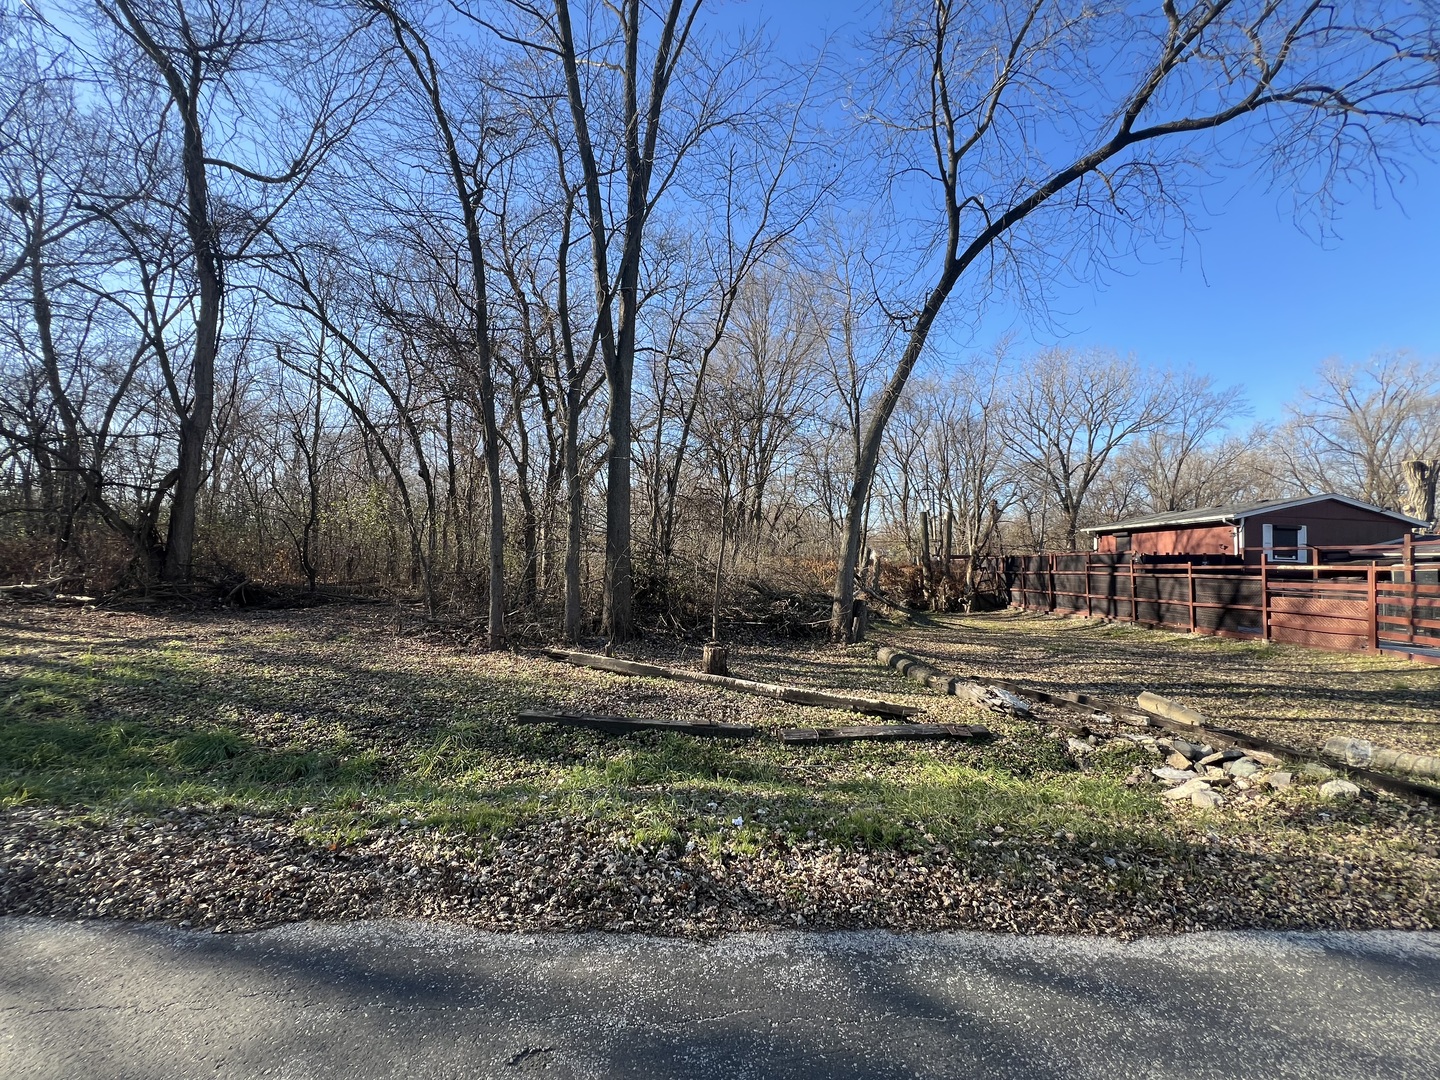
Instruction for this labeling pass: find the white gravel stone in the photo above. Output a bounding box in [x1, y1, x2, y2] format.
[1319, 779, 1361, 800]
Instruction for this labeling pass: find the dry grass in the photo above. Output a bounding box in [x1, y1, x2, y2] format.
[1, 602, 1437, 935]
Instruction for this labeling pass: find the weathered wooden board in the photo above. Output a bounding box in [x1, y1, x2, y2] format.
[516, 709, 758, 738]
[542, 649, 919, 717]
[779, 723, 991, 744]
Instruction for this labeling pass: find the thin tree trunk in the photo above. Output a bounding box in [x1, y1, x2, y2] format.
[23, 205, 82, 554]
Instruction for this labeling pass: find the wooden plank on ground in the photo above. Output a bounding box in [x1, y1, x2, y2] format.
[542, 649, 919, 717]
[516, 709, 758, 738]
[779, 723, 990, 744]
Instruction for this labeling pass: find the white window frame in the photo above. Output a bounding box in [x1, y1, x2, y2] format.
[1262, 523, 1308, 564]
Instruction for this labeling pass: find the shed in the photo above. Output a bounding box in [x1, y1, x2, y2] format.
[1081, 494, 1427, 565]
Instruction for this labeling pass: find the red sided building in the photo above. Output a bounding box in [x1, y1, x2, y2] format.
[1082, 494, 1425, 564]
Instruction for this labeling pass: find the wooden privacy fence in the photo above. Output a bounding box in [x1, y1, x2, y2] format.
[995, 552, 1440, 664]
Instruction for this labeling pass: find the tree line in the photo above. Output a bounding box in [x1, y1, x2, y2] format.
[874, 348, 1440, 605]
[2, 0, 1437, 643]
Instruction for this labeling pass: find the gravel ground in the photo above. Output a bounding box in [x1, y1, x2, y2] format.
[3, 801, 1438, 936]
[2, 603, 1438, 936]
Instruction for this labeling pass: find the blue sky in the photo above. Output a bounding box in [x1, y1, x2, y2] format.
[974, 169, 1440, 420]
[732, 0, 1439, 422]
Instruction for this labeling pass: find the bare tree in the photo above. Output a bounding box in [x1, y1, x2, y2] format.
[88, 0, 375, 582]
[936, 356, 1013, 607]
[828, 0, 1440, 639]
[0, 20, 177, 573]
[361, 0, 510, 645]
[1005, 349, 1175, 550]
[550, 0, 702, 641]
[486, 0, 790, 640]
[1276, 352, 1440, 507]
[1107, 373, 1263, 514]
[694, 269, 825, 545]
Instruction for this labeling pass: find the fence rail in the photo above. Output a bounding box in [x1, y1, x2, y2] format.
[993, 552, 1440, 664]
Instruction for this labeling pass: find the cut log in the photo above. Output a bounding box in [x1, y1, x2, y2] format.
[516, 709, 757, 738]
[988, 681, 1151, 725]
[779, 723, 990, 744]
[875, 645, 1165, 725]
[1137, 692, 1207, 727]
[541, 650, 919, 718]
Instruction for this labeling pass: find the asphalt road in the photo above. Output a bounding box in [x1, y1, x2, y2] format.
[2, 918, 1437, 1079]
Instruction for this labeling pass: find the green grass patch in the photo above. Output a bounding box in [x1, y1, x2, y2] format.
[6, 607, 1407, 867]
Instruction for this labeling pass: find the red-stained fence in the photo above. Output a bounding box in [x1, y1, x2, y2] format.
[997, 552, 1440, 664]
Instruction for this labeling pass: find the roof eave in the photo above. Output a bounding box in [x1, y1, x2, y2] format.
[1081, 511, 1236, 533]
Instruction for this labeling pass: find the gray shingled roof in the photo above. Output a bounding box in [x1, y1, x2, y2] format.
[1081, 493, 1427, 533]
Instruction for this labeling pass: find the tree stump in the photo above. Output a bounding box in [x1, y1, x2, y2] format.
[702, 641, 729, 676]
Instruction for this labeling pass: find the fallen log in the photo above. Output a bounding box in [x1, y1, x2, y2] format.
[875, 645, 1032, 716]
[875, 642, 1169, 728]
[1325, 737, 1440, 781]
[966, 676, 1151, 725]
[779, 722, 991, 744]
[516, 709, 758, 738]
[0, 575, 87, 603]
[541, 650, 919, 718]
[873, 643, 1440, 804]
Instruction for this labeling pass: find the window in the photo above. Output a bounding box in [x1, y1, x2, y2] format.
[1113, 532, 1131, 554]
[1262, 523, 1308, 563]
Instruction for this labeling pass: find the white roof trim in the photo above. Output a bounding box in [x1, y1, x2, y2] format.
[1082, 493, 1428, 533]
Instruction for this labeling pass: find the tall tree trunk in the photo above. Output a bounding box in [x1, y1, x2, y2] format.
[830, 255, 963, 639]
[563, 386, 585, 642]
[1402, 459, 1437, 525]
[377, 4, 505, 645]
[602, 357, 634, 638]
[555, 188, 588, 643]
[918, 508, 932, 605]
[554, 0, 696, 643]
[110, 0, 221, 583]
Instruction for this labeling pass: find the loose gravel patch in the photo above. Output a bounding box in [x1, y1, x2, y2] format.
[4, 803, 1437, 936]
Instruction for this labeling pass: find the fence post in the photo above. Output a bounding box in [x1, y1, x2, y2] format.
[1368, 561, 1379, 652]
[1048, 554, 1056, 613]
[1260, 555, 1270, 643]
[1128, 556, 1136, 623]
[1085, 554, 1093, 619]
[1406, 534, 1417, 646]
